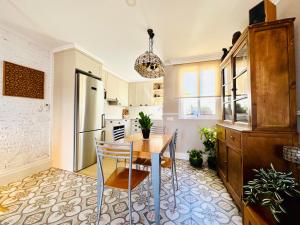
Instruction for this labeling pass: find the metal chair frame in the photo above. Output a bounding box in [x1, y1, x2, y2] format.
[150, 125, 165, 134]
[95, 141, 149, 225]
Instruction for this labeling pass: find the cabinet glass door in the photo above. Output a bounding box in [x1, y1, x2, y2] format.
[222, 63, 233, 121]
[233, 44, 249, 123]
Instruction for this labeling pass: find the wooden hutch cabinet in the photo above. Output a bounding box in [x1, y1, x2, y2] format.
[217, 18, 299, 210]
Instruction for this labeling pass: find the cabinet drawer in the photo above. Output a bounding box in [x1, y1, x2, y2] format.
[217, 126, 225, 141]
[226, 129, 241, 149]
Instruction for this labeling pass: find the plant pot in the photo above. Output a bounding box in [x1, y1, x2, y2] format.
[207, 156, 217, 170]
[142, 128, 150, 139]
[189, 157, 203, 168]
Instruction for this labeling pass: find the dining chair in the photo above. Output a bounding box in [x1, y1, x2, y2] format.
[112, 125, 127, 167]
[95, 141, 150, 225]
[172, 129, 179, 190]
[150, 125, 165, 134]
[113, 125, 125, 141]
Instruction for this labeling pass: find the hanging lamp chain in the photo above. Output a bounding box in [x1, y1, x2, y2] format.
[147, 29, 154, 53]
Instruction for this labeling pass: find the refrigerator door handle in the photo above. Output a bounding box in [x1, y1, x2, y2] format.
[101, 114, 105, 128]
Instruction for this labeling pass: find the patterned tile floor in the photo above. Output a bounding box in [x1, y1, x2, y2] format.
[0, 160, 242, 225]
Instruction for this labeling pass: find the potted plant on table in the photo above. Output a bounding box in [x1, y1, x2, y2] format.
[199, 127, 217, 169]
[244, 164, 300, 223]
[187, 149, 203, 168]
[138, 112, 153, 139]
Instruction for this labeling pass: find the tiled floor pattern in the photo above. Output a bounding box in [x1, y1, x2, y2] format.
[0, 160, 242, 225]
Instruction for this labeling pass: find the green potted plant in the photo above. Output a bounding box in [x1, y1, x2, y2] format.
[244, 164, 300, 223]
[199, 127, 217, 169]
[187, 149, 203, 168]
[138, 112, 153, 139]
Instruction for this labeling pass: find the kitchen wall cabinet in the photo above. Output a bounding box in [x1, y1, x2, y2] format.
[118, 79, 128, 106]
[135, 82, 153, 106]
[128, 83, 136, 106]
[105, 71, 128, 106]
[75, 51, 101, 77]
[129, 81, 162, 106]
[53, 48, 102, 172]
[101, 70, 107, 88]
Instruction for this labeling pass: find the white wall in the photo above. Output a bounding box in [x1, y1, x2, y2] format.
[277, 0, 300, 132]
[163, 115, 217, 159]
[0, 26, 52, 184]
[129, 106, 163, 120]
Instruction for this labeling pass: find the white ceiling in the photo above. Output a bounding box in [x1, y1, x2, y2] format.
[0, 0, 276, 81]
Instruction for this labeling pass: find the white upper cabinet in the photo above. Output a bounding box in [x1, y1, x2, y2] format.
[135, 82, 153, 106]
[75, 51, 101, 77]
[106, 73, 118, 100]
[128, 83, 136, 106]
[118, 79, 128, 107]
[105, 71, 128, 106]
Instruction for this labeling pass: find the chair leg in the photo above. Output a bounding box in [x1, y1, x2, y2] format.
[171, 158, 176, 209]
[147, 175, 151, 211]
[171, 144, 179, 190]
[128, 188, 132, 225]
[117, 190, 121, 207]
[174, 159, 178, 190]
[96, 184, 104, 224]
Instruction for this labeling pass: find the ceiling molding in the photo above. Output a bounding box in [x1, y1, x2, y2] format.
[52, 43, 104, 64]
[53, 43, 130, 82]
[165, 52, 222, 65]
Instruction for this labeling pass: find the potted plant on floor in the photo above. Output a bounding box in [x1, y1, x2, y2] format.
[244, 164, 300, 223]
[138, 111, 153, 139]
[187, 149, 203, 168]
[199, 127, 217, 169]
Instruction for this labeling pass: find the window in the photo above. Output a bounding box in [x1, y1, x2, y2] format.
[177, 61, 221, 119]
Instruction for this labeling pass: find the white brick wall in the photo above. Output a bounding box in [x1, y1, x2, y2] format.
[0, 26, 52, 174]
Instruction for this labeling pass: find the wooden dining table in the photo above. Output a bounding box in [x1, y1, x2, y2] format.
[125, 133, 174, 225]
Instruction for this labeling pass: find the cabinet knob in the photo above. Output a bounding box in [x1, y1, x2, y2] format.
[230, 135, 235, 140]
[140, 104, 142, 106]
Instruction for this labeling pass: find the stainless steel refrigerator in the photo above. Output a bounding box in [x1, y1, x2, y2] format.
[74, 70, 105, 172]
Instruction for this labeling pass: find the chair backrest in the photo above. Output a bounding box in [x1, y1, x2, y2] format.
[113, 125, 125, 141]
[95, 140, 134, 189]
[150, 125, 165, 134]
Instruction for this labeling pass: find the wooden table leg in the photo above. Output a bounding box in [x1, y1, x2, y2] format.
[151, 152, 161, 225]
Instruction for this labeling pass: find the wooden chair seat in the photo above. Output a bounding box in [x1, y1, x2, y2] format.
[105, 167, 150, 190]
[138, 157, 172, 168]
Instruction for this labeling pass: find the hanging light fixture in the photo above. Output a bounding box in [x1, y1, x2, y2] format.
[134, 29, 165, 78]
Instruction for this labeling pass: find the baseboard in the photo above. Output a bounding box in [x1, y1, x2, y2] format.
[0, 158, 51, 185]
[175, 152, 188, 160]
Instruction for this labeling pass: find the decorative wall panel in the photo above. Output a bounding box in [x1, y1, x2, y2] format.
[3, 61, 44, 99]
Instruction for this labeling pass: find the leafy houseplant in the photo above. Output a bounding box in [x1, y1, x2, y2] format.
[138, 112, 153, 139]
[244, 164, 300, 223]
[199, 127, 217, 169]
[187, 149, 203, 168]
